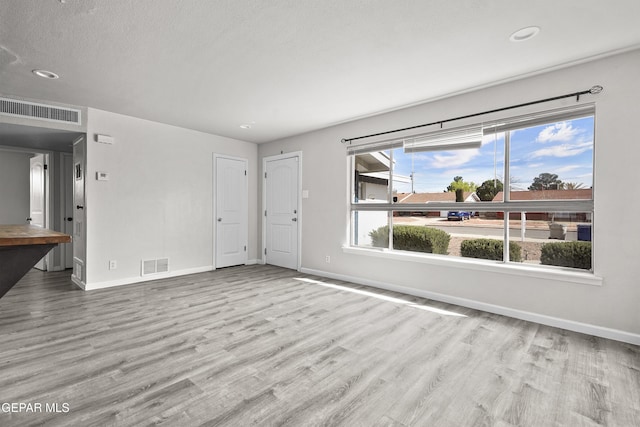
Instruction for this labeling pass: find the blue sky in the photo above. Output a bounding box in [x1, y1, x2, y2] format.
[392, 117, 594, 193]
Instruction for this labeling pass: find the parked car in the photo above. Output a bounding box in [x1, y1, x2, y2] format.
[447, 211, 471, 221]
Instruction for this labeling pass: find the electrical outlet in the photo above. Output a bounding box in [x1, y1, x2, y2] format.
[109, 260, 117, 270]
[325, 256, 330, 263]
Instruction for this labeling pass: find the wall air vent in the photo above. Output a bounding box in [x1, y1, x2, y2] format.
[0, 97, 81, 125]
[141, 258, 170, 276]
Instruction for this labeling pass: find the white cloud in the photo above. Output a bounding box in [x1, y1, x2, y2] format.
[576, 172, 593, 178]
[536, 122, 580, 143]
[430, 148, 480, 168]
[554, 165, 581, 174]
[481, 132, 505, 146]
[529, 141, 592, 159]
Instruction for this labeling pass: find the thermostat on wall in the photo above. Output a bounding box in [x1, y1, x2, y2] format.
[96, 171, 109, 181]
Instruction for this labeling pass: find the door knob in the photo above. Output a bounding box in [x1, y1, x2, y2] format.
[292, 218, 297, 222]
[66, 217, 73, 222]
[76, 205, 84, 210]
[26, 217, 32, 222]
[217, 218, 222, 222]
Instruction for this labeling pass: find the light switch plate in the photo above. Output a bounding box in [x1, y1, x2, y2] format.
[96, 171, 109, 181]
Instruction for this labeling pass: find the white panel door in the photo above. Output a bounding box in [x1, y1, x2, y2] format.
[215, 156, 248, 268]
[63, 153, 74, 269]
[72, 137, 86, 283]
[265, 156, 299, 270]
[29, 154, 47, 270]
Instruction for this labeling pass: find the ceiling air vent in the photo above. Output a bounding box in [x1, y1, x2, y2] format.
[0, 97, 81, 125]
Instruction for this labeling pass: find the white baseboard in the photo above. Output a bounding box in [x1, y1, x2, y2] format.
[246, 259, 260, 265]
[84, 265, 214, 290]
[70, 275, 85, 290]
[300, 267, 640, 346]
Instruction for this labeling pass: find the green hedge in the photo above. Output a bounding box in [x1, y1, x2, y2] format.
[541, 241, 592, 270]
[369, 225, 450, 254]
[460, 238, 522, 262]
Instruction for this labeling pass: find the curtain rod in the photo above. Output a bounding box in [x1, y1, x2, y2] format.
[341, 85, 603, 144]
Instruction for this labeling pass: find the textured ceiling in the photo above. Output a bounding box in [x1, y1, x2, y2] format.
[1, 0, 640, 144]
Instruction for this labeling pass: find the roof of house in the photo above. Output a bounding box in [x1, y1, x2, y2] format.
[492, 189, 592, 201]
[395, 192, 478, 203]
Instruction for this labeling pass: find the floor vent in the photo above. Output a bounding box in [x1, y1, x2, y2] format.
[141, 258, 170, 276]
[0, 97, 82, 125]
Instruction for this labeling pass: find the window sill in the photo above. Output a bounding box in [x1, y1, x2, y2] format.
[342, 246, 603, 287]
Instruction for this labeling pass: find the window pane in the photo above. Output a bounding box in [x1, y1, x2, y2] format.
[508, 211, 592, 270]
[392, 211, 506, 259]
[352, 211, 389, 248]
[353, 151, 391, 203]
[508, 116, 594, 199]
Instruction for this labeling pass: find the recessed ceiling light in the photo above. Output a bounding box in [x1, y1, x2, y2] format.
[32, 69, 60, 79]
[240, 124, 252, 129]
[509, 26, 540, 42]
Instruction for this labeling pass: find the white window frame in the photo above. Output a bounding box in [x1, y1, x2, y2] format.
[346, 104, 597, 281]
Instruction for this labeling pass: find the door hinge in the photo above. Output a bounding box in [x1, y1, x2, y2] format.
[264, 172, 267, 178]
[264, 210, 267, 217]
[244, 246, 247, 252]
[44, 164, 48, 170]
[244, 170, 247, 176]
[264, 248, 267, 255]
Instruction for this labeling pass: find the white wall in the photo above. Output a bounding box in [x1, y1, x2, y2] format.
[259, 49, 640, 341]
[0, 150, 30, 224]
[85, 108, 258, 287]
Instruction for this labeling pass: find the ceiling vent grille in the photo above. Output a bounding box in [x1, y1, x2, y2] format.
[0, 97, 81, 125]
[141, 258, 170, 276]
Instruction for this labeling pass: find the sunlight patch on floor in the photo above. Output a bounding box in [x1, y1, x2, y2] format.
[294, 277, 467, 317]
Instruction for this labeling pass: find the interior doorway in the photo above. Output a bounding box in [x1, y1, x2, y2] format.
[0, 121, 85, 274]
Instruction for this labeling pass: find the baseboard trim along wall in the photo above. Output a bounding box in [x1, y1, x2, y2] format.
[300, 267, 640, 346]
[83, 261, 260, 291]
[71, 276, 86, 290]
[84, 266, 214, 291]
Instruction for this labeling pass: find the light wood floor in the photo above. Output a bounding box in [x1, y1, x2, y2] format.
[0, 265, 638, 427]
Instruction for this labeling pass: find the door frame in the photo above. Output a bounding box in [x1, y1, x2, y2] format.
[262, 151, 302, 270]
[213, 153, 249, 269]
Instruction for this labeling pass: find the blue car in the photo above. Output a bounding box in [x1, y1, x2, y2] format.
[447, 211, 471, 221]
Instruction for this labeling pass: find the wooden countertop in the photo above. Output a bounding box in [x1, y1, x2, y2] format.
[0, 225, 72, 247]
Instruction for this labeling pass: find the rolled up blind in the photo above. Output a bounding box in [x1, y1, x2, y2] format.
[483, 103, 595, 135]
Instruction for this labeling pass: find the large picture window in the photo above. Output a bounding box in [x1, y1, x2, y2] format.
[349, 105, 594, 272]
